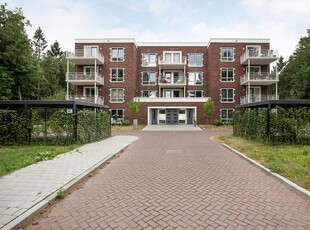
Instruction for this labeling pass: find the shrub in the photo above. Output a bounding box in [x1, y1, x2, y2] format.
[213, 119, 223, 126]
[122, 120, 131, 126]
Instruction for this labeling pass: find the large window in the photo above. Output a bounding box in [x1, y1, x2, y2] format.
[110, 68, 124, 82]
[188, 90, 203, 97]
[142, 90, 156, 98]
[110, 88, 124, 103]
[221, 68, 234, 82]
[221, 109, 234, 122]
[188, 53, 203, 66]
[220, 47, 234, 62]
[84, 46, 98, 57]
[83, 87, 98, 97]
[221, 88, 235, 103]
[142, 53, 156, 66]
[188, 72, 203, 85]
[142, 72, 156, 85]
[111, 48, 124, 61]
[111, 109, 124, 124]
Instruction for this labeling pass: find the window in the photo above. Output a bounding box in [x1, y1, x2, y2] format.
[84, 46, 98, 58]
[110, 88, 124, 103]
[188, 72, 203, 85]
[188, 53, 203, 66]
[142, 90, 156, 98]
[221, 109, 234, 122]
[111, 109, 124, 124]
[221, 88, 235, 103]
[142, 53, 156, 66]
[110, 68, 124, 82]
[163, 52, 181, 64]
[83, 87, 98, 96]
[163, 89, 183, 98]
[246, 45, 261, 57]
[111, 48, 124, 61]
[142, 72, 156, 85]
[220, 47, 234, 62]
[221, 68, 234, 82]
[188, 90, 203, 97]
[84, 66, 98, 78]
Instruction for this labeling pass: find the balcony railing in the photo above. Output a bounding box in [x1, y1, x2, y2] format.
[158, 56, 187, 65]
[66, 50, 104, 64]
[66, 95, 104, 105]
[240, 95, 279, 104]
[240, 49, 279, 65]
[158, 76, 186, 85]
[240, 72, 278, 85]
[66, 72, 104, 85]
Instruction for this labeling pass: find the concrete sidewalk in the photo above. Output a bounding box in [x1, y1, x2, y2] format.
[0, 135, 138, 230]
[142, 125, 202, 131]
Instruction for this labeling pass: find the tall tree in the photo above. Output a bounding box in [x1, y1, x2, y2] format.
[48, 40, 63, 58]
[279, 29, 310, 99]
[0, 3, 42, 100]
[32, 27, 48, 59]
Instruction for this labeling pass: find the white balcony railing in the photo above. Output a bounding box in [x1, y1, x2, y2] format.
[66, 95, 104, 105]
[66, 72, 104, 85]
[158, 56, 187, 65]
[240, 72, 278, 85]
[158, 75, 186, 85]
[240, 95, 279, 104]
[240, 49, 279, 64]
[66, 50, 104, 63]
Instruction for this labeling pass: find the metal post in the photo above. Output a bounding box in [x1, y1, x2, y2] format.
[267, 102, 271, 141]
[275, 64, 278, 100]
[247, 59, 250, 103]
[73, 103, 78, 142]
[66, 60, 69, 100]
[95, 59, 97, 103]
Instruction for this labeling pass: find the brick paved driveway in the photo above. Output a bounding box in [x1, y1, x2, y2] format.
[25, 131, 310, 229]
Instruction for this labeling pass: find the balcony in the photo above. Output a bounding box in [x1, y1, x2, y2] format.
[240, 72, 278, 86]
[158, 75, 186, 87]
[66, 72, 104, 85]
[136, 97, 209, 103]
[66, 95, 104, 105]
[158, 56, 187, 69]
[240, 49, 279, 65]
[66, 50, 104, 65]
[240, 95, 279, 104]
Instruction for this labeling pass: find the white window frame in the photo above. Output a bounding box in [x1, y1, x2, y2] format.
[188, 53, 203, 67]
[220, 47, 235, 62]
[110, 47, 125, 62]
[110, 68, 125, 82]
[246, 86, 261, 102]
[83, 87, 98, 97]
[142, 53, 157, 67]
[220, 68, 235, 82]
[220, 109, 235, 122]
[188, 72, 203, 85]
[141, 90, 157, 98]
[220, 88, 235, 103]
[110, 88, 124, 103]
[110, 109, 124, 123]
[163, 51, 182, 64]
[163, 89, 184, 98]
[84, 45, 98, 58]
[142, 72, 157, 85]
[246, 45, 261, 57]
[188, 90, 203, 98]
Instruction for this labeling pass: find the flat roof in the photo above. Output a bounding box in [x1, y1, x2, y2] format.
[236, 100, 310, 109]
[0, 100, 109, 109]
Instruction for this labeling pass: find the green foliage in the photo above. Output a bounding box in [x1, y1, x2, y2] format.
[278, 29, 310, 99]
[212, 119, 223, 126]
[56, 189, 66, 199]
[203, 99, 215, 117]
[35, 151, 55, 162]
[233, 107, 310, 144]
[122, 120, 131, 126]
[32, 27, 48, 59]
[127, 98, 140, 119]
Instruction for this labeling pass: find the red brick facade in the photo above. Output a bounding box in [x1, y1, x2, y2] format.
[67, 38, 278, 125]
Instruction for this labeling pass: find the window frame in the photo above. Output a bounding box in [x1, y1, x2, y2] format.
[188, 72, 203, 85]
[142, 71, 157, 85]
[220, 109, 234, 122]
[188, 53, 203, 67]
[188, 90, 203, 98]
[110, 109, 124, 123]
[141, 90, 157, 98]
[220, 47, 234, 62]
[220, 68, 235, 82]
[110, 47, 125, 62]
[110, 88, 124, 103]
[142, 53, 157, 67]
[110, 68, 125, 82]
[220, 88, 235, 103]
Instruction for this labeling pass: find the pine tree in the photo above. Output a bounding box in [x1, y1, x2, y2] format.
[33, 27, 48, 59]
[48, 40, 63, 58]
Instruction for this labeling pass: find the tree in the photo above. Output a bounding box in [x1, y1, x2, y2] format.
[278, 29, 310, 99]
[32, 27, 48, 59]
[48, 40, 63, 58]
[203, 99, 215, 126]
[0, 4, 42, 100]
[128, 98, 140, 126]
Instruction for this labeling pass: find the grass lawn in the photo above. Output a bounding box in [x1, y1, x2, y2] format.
[0, 145, 80, 177]
[217, 135, 310, 190]
[112, 124, 146, 131]
[199, 125, 233, 132]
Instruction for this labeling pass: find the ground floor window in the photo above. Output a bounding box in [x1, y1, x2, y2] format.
[111, 109, 124, 125]
[221, 109, 234, 122]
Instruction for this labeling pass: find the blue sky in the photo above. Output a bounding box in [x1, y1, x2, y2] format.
[7, 0, 310, 59]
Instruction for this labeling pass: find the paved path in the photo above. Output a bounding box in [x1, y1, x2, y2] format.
[0, 136, 138, 230]
[22, 131, 310, 229]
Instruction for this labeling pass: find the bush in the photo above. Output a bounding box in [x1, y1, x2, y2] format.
[213, 119, 223, 126]
[122, 120, 131, 126]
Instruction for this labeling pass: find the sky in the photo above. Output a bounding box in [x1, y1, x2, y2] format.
[6, 0, 310, 60]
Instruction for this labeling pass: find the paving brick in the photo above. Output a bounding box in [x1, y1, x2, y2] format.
[23, 131, 310, 229]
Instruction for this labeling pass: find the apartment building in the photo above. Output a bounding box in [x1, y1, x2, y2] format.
[66, 38, 279, 125]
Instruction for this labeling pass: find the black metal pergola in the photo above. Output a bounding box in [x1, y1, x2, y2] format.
[0, 100, 110, 143]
